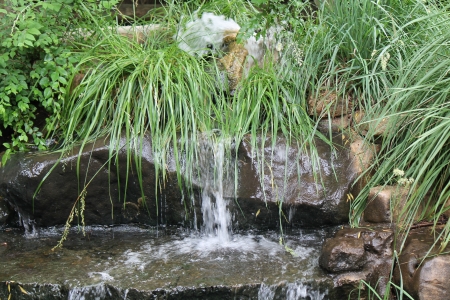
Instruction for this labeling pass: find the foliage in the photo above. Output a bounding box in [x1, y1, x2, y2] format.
[343, 0, 450, 250]
[0, 0, 118, 164]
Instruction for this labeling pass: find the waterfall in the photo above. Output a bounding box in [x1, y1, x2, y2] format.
[197, 138, 232, 243]
[258, 282, 328, 300]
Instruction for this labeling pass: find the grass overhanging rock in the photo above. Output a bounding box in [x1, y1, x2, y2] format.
[2, 0, 450, 298]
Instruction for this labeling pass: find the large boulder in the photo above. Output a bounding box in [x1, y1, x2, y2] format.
[0, 133, 360, 230]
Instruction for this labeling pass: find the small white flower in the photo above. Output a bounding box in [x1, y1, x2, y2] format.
[393, 168, 405, 177]
[381, 52, 390, 71]
[371, 49, 377, 58]
[275, 42, 283, 52]
[291, 44, 304, 66]
[398, 178, 409, 186]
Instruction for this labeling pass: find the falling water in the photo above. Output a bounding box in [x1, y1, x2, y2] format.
[197, 138, 232, 243]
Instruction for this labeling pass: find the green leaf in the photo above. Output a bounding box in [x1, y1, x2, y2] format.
[58, 77, 67, 85]
[44, 87, 52, 98]
[2, 148, 12, 166]
[39, 76, 50, 87]
[18, 101, 29, 111]
[27, 28, 41, 36]
[50, 71, 59, 82]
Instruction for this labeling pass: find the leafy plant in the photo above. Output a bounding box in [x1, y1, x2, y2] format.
[0, 0, 119, 164]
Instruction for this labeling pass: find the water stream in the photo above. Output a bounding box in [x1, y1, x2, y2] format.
[0, 226, 333, 299]
[0, 138, 336, 299]
[198, 139, 232, 244]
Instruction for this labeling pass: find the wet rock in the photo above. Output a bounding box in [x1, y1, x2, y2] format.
[0, 281, 333, 300]
[320, 227, 394, 299]
[0, 133, 359, 229]
[234, 133, 359, 228]
[0, 136, 186, 229]
[0, 196, 10, 224]
[394, 227, 450, 300]
[319, 237, 366, 272]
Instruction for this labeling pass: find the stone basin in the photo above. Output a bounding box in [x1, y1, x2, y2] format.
[0, 225, 340, 299]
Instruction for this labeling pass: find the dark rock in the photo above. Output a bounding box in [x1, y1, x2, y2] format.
[0, 281, 332, 300]
[234, 133, 358, 228]
[0, 133, 359, 229]
[319, 237, 366, 272]
[394, 227, 450, 300]
[0, 196, 10, 224]
[0, 136, 187, 230]
[320, 227, 394, 299]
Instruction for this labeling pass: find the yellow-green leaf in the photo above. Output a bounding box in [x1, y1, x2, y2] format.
[19, 285, 28, 295]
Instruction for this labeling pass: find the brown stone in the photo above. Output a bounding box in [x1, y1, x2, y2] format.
[319, 237, 366, 272]
[363, 185, 431, 226]
[218, 39, 248, 91]
[320, 227, 394, 299]
[394, 228, 450, 299]
[349, 138, 380, 175]
[317, 114, 351, 133]
[308, 89, 353, 118]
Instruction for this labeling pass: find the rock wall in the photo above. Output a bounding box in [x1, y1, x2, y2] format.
[0, 133, 360, 231]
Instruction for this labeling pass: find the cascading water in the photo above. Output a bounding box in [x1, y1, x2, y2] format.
[197, 138, 232, 243]
[0, 135, 334, 300]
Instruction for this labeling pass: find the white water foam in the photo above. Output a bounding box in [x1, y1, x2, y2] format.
[197, 138, 233, 244]
[258, 282, 328, 300]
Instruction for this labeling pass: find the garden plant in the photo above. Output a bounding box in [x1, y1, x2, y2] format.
[1, 0, 450, 298]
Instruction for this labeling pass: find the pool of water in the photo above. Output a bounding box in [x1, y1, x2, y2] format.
[0, 225, 336, 299]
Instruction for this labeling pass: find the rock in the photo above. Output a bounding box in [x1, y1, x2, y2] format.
[319, 237, 366, 272]
[347, 136, 380, 197]
[349, 137, 380, 175]
[308, 89, 353, 118]
[0, 132, 359, 229]
[234, 133, 358, 228]
[363, 185, 432, 226]
[0, 196, 10, 224]
[320, 227, 394, 299]
[218, 37, 248, 91]
[394, 227, 450, 300]
[317, 115, 352, 133]
[115, 25, 161, 44]
[0, 136, 186, 230]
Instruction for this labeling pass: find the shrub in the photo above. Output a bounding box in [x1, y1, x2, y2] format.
[0, 0, 118, 164]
